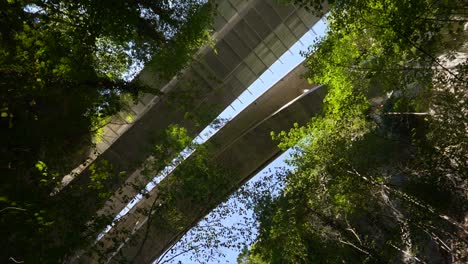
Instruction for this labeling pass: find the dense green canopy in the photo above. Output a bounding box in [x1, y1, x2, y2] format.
[0, 0, 213, 262]
[240, 0, 467, 263]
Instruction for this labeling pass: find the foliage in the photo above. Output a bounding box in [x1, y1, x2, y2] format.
[243, 0, 467, 263]
[0, 1, 214, 262]
[142, 124, 195, 178]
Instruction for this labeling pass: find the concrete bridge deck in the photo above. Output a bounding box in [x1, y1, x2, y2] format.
[61, 0, 322, 237]
[62, 1, 329, 262]
[76, 63, 326, 263]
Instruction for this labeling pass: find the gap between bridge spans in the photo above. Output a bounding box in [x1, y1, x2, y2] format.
[96, 17, 328, 241]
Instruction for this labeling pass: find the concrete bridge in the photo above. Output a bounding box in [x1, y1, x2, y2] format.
[62, 0, 321, 217]
[78, 64, 326, 263]
[65, 0, 326, 262]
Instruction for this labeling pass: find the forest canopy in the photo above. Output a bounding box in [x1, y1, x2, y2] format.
[239, 0, 467, 263]
[0, 0, 214, 262]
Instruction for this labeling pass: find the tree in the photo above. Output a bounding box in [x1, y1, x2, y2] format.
[243, 0, 467, 263]
[0, 1, 214, 262]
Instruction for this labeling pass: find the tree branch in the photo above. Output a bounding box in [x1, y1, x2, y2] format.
[384, 112, 430, 116]
[339, 239, 372, 257]
[157, 245, 197, 264]
[0, 207, 27, 214]
[8, 257, 24, 263]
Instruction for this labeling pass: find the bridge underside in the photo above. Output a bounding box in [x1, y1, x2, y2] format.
[62, 0, 322, 232]
[67, 1, 327, 263]
[78, 63, 326, 263]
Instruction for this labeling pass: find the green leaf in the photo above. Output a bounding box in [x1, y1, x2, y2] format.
[35, 161, 47, 171]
